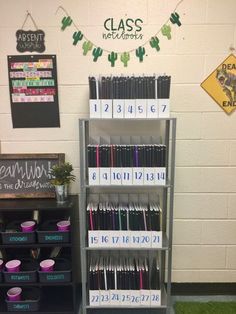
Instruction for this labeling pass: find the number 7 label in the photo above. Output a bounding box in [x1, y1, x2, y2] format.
[158, 99, 170, 118]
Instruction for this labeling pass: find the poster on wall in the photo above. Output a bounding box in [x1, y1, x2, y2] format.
[8, 54, 60, 128]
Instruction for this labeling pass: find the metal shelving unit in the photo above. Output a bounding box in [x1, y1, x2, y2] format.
[79, 118, 176, 314]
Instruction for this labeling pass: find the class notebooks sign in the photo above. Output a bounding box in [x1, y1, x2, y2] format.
[0, 154, 64, 199]
[201, 54, 236, 115]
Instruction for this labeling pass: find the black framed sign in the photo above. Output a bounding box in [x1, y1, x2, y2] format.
[16, 29, 45, 53]
[8, 54, 60, 128]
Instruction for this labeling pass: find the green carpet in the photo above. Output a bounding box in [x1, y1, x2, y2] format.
[175, 301, 236, 314]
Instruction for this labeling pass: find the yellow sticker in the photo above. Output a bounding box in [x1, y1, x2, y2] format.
[201, 54, 236, 115]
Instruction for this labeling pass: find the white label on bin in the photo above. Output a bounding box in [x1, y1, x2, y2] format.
[152, 231, 162, 248]
[113, 99, 124, 118]
[120, 231, 131, 247]
[135, 99, 147, 118]
[101, 99, 113, 118]
[147, 99, 158, 118]
[89, 290, 100, 306]
[122, 168, 132, 185]
[90, 99, 101, 119]
[110, 290, 120, 306]
[158, 99, 170, 118]
[88, 168, 100, 185]
[133, 168, 144, 185]
[99, 231, 111, 247]
[88, 231, 100, 247]
[120, 290, 131, 306]
[155, 167, 166, 185]
[140, 290, 151, 307]
[100, 168, 111, 185]
[125, 99, 136, 118]
[130, 231, 141, 248]
[130, 290, 140, 306]
[144, 168, 155, 185]
[100, 290, 110, 306]
[139, 231, 152, 248]
[150, 290, 161, 307]
[111, 168, 122, 185]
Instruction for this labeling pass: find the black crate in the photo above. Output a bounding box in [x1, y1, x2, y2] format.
[4, 259, 38, 283]
[37, 220, 70, 243]
[6, 287, 40, 312]
[1, 221, 36, 244]
[38, 258, 71, 283]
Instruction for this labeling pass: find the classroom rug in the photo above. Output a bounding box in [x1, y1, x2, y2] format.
[174, 301, 236, 314]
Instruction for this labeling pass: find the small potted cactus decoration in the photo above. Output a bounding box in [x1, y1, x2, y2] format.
[49, 162, 76, 203]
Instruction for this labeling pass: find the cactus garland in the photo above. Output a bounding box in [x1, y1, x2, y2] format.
[120, 52, 130, 67]
[136, 46, 145, 62]
[61, 16, 72, 31]
[73, 31, 83, 45]
[82, 41, 93, 55]
[170, 12, 181, 27]
[161, 24, 172, 40]
[150, 37, 160, 52]
[108, 51, 118, 67]
[58, 8, 182, 66]
[92, 47, 103, 62]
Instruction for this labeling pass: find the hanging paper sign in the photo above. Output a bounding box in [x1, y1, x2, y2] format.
[201, 54, 236, 115]
[8, 54, 60, 128]
[16, 29, 45, 53]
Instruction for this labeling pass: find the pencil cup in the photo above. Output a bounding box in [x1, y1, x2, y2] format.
[21, 221, 36, 232]
[7, 287, 22, 301]
[40, 259, 55, 272]
[57, 220, 70, 232]
[5, 260, 21, 272]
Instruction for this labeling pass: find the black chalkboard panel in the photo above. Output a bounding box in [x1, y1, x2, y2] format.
[8, 55, 60, 128]
[0, 154, 64, 199]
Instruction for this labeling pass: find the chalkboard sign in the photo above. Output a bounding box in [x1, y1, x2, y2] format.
[0, 154, 64, 199]
[8, 55, 60, 128]
[16, 29, 45, 53]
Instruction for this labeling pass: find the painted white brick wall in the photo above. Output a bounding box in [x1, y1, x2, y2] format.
[0, 0, 235, 283]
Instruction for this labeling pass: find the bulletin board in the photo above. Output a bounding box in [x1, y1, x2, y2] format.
[7, 54, 60, 128]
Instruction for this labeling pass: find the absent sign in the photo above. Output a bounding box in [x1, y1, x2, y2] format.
[0, 154, 65, 199]
[16, 29, 45, 53]
[8, 54, 60, 128]
[201, 54, 236, 115]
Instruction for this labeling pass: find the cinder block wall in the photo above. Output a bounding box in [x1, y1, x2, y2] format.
[0, 0, 235, 282]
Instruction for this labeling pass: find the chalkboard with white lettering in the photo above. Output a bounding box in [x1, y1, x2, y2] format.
[16, 29, 45, 53]
[0, 154, 65, 199]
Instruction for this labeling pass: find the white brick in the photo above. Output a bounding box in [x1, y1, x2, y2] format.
[176, 140, 230, 166]
[174, 193, 228, 219]
[174, 113, 203, 140]
[172, 84, 221, 112]
[228, 195, 236, 218]
[0, 57, 9, 86]
[0, 1, 33, 27]
[173, 245, 226, 269]
[89, 0, 148, 26]
[207, 0, 236, 23]
[0, 86, 10, 113]
[229, 142, 236, 166]
[0, 114, 80, 141]
[202, 221, 236, 245]
[177, 0, 207, 24]
[173, 270, 236, 282]
[226, 246, 236, 269]
[1, 141, 80, 168]
[176, 25, 234, 54]
[59, 85, 89, 114]
[202, 113, 236, 140]
[173, 220, 202, 244]
[175, 167, 202, 193]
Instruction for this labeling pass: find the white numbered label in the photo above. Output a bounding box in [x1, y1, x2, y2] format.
[158, 99, 170, 118]
[110, 290, 120, 306]
[140, 290, 151, 307]
[147, 99, 158, 118]
[89, 99, 101, 118]
[135, 99, 147, 118]
[88, 168, 100, 185]
[100, 291, 110, 306]
[89, 290, 100, 306]
[120, 290, 131, 306]
[144, 168, 155, 185]
[88, 231, 100, 247]
[125, 99, 136, 118]
[101, 99, 113, 118]
[150, 290, 161, 306]
[152, 231, 162, 248]
[111, 168, 122, 185]
[113, 99, 125, 118]
[133, 168, 144, 185]
[155, 167, 166, 185]
[122, 168, 133, 185]
[100, 168, 111, 185]
[130, 290, 141, 306]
